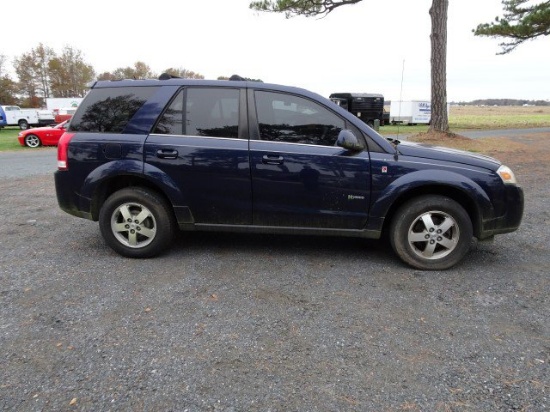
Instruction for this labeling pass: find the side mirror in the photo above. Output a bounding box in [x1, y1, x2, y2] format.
[336, 129, 363, 152]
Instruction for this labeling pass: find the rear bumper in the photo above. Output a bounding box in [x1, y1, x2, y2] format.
[480, 185, 524, 239]
[54, 170, 93, 220]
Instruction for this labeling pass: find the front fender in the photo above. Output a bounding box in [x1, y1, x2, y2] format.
[368, 169, 494, 228]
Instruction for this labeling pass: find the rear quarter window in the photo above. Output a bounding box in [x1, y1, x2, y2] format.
[69, 86, 158, 133]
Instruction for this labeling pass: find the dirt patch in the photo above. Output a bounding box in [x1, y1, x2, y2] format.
[408, 131, 550, 175]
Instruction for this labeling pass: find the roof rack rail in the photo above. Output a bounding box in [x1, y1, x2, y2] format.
[159, 73, 182, 80]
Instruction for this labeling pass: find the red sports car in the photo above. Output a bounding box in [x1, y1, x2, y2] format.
[18, 121, 68, 148]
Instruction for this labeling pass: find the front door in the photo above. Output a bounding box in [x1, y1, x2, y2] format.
[249, 90, 371, 229]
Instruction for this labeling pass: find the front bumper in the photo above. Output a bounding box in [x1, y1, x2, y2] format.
[480, 184, 524, 238]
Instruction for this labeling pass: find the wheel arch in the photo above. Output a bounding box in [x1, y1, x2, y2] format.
[91, 175, 171, 218]
[369, 168, 495, 239]
[81, 162, 186, 224]
[380, 184, 484, 238]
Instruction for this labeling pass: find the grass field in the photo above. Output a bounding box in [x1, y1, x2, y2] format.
[1, 106, 550, 151]
[0, 127, 24, 151]
[380, 105, 550, 135]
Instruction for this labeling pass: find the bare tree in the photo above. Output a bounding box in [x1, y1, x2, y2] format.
[0, 54, 6, 78]
[0, 55, 18, 105]
[13, 43, 55, 103]
[111, 61, 156, 80]
[163, 67, 205, 79]
[49, 46, 95, 97]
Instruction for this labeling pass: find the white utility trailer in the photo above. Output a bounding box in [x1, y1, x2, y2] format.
[390, 100, 431, 125]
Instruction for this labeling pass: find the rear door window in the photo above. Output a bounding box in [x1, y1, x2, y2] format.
[154, 88, 240, 138]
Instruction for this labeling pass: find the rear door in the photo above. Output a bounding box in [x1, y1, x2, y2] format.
[249, 90, 371, 229]
[144, 87, 252, 225]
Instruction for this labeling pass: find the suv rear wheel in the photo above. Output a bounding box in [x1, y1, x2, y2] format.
[99, 187, 175, 258]
[390, 195, 473, 270]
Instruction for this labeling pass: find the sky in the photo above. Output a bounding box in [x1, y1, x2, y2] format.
[1, 0, 549, 102]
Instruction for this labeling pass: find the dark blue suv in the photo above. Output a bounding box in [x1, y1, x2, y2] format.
[54, 76, 523, 270]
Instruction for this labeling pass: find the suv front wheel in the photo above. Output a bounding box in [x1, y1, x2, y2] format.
[390, 195, 473, 270]
[99, 187, 175, 258]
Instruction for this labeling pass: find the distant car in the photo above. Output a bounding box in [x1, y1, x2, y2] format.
[18, 121, 68, 148]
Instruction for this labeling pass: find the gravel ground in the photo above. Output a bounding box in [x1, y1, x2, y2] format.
[1, 134, 548, 411]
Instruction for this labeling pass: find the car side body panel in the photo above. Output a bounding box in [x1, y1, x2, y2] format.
[144, 134, 252, 225]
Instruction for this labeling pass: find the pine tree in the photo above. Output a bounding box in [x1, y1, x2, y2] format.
[474, 0, 550, 54]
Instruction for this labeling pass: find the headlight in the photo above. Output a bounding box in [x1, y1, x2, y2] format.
[18, 132, 23, 137]
[497, 165, 517, 184]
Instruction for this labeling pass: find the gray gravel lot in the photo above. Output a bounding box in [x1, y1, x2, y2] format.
[1, 135, 548, 411]
[0, 148, 57, 179]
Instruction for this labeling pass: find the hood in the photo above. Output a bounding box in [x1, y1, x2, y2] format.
[21, 125, 56, 133]
[396, 140, 501, 170]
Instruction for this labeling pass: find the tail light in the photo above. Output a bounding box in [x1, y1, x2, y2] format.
[57, 132, 75, 170]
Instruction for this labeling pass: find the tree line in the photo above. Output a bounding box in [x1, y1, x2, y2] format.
[454, 99, 550, 106]
[0, 43, 207, 108]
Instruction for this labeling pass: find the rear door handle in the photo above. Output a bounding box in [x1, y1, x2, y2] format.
[156, 149, 178, 159]
[262, 154, 284, 165]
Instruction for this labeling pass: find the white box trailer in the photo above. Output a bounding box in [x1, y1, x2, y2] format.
[46, 98, 83, 112]
[390, 100, 432, 125]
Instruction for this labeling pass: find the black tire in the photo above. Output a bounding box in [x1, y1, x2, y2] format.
[99, 187, 176, 258]
[24, 134, 41, 148]
[389, 195, 473, 270]
[19, 120, 29, 130]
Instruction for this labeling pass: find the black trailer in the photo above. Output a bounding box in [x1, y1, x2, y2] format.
[329, 93, 385, 127]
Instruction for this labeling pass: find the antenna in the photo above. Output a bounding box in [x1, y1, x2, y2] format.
[397, 59, 405, 140]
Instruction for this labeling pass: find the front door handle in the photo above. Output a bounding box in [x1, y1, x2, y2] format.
[262, 154, 284, 165]
[156, 149, 178, 159]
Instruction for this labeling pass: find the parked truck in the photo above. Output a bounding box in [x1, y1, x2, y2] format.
[0, 105, 55, 130]
[329, 93, 385, 127]
[389, 100, 432, 125]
